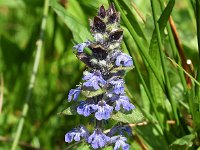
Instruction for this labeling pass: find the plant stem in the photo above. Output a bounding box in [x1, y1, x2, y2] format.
[151, 0, 179, 125]
[11, 0, 49, 149]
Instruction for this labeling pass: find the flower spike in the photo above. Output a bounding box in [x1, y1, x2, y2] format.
[65, 4, 135, 150]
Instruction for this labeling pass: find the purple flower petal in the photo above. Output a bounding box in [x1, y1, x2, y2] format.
[111, 136, 129, 150]
[115, 52, 133, 67]
[68, 87, 81, 102]
[73, 41, 90, 53]
[83, 71, 106, 90]
[95, 101, 113, 120]
[115, 95, 135, 111]
[65, 126, 89, 143]
[77, 100, 97, 117]
[109, 78, 125, 94]
[88, 129, 110, 149]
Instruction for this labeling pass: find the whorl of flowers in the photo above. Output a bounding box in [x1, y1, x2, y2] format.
[65, 4, 134, 150]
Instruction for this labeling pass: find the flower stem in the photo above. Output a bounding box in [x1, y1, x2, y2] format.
[11, 0, 49, 149]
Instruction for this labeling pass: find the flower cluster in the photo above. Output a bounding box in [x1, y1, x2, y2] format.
[65, 4, 134, 150]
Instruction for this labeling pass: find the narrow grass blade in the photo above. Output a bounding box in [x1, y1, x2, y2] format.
[149, 0, 175, 124]
[158, 0, 188, 92]
[11, 0, 50, 149]
[168, 57, 200, 86]
[150, 0, 179, 124]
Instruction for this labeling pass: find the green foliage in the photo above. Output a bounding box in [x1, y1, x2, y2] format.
[111, 108, 144, 124]
[170, 133, 196, 149]
[1, 0, 200, 149]
[50, 0, 92, 42]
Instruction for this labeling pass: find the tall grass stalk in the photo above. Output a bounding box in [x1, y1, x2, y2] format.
[11, 0, 50, 149]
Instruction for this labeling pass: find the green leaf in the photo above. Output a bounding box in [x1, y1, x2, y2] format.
[148, 0, 175, 123]
[81, 88, 105, 98]
[76, 142, 90, 150]
[66, 0, 87, 26]
[110, 66, 134, 73]
[102, 146, 113, 150]
[149, 0, 175, 68]
[111, 108, 144, 124]
[149, 0, 175, 67]
[50, 0, 92, 42]
[140, 84, 150, 114]
[170, 134, 196, 149]
[157, 0, 175, 35]
[58, 105, 78, 116]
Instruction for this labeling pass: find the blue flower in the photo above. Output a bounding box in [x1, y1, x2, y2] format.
[123, 126, 132, 136]
[115, 95, 135, 111]
[111, 136, 129, 150]
[77, 100, 97, 117]
[105, 91, 118, 102]
[83, 71, 106, 90]
[95, 101, 113, 120]
[73, 41, 91, 53]
[65, 126, 89, 143]
[108, 125, 132, 137]
[109, 77, 125, 94]
[115, 52, 133, 67]
[68, 87, 81, 102]
[88, 129, 110, 149]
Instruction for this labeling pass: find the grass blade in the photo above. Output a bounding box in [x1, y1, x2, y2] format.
[168, 57, 200, 86]
[11, 0, 50, 149]
[150, 0, 179, 124]
[158, 0, 188, 91]
[148, 0, 175, 126]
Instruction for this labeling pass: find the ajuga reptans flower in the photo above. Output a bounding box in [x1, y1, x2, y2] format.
[65, 3, 135, 150]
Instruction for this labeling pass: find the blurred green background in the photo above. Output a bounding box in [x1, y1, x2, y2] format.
[0, 0, 199, 149]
